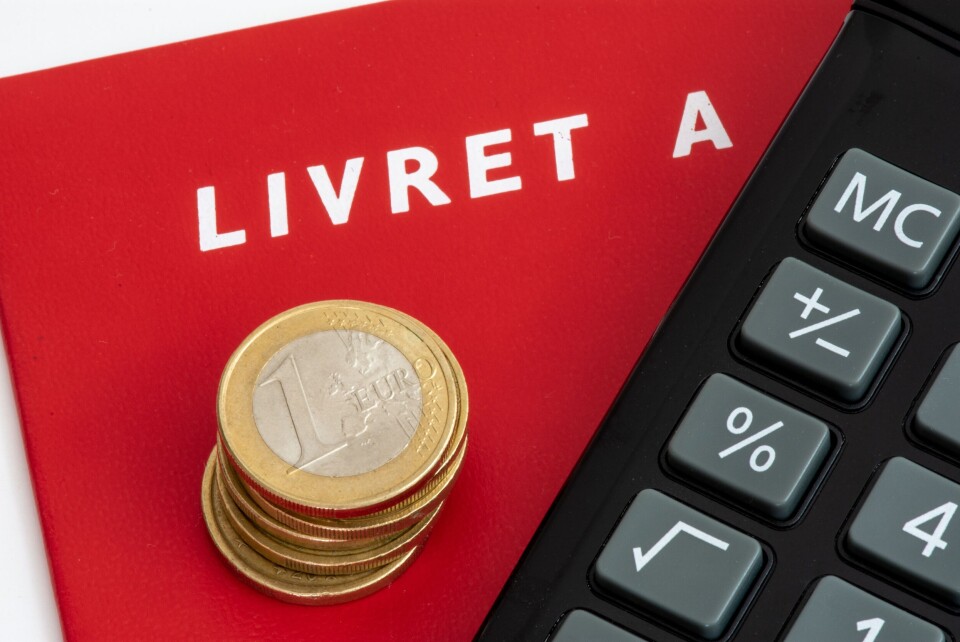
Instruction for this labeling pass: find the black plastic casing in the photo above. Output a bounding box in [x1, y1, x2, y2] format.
[477, 4, 960, 641]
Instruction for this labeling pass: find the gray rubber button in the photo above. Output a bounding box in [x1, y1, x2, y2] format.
[740, 258, 900, 402]
[805, 148, 960, 289]
[846, 458, 960, 606]
[548, 610, 648, 642]
[782, 576, 944, 642]
[915, 345, 960, 459]
[594, 490, 763, 640]
[667, 374, 830, 519]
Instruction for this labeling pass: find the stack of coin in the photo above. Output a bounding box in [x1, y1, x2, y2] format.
[201, 300, 468, 604]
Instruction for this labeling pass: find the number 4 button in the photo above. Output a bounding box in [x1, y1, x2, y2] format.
[846, 458, 960, 606]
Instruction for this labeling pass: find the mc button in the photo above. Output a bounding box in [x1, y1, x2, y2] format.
[805, 149, 960, 289]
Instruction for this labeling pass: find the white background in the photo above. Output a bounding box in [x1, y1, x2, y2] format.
[0, 2, 381, 639]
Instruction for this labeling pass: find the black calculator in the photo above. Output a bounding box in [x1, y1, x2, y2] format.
[477, 1, 960, 640]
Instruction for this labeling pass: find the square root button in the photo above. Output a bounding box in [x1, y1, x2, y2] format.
[739, 258, 901, 402]
[594, 490, 763, 640]
[805, 149, 960, 289]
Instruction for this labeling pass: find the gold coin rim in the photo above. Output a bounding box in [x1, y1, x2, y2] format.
[232, 430, 467, 542]
[218, 459, 443, 575]
[218, 300, 460, 515]
[363, 328, 469, 517]
[201, 449, 422, 604]
[230, 332, 467, 537]
[216, 447, 395, 551]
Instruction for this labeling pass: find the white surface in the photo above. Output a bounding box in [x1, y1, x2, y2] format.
[0, 0, 384, 79]
[0, 340, 61, 641]
[0, 2, 381, 639]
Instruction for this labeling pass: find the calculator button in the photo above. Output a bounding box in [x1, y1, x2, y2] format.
[739, 258, 901, 402]
[548, 610, 648, 642]
[805, 149, 960, 289]
[666, 374, 830, 519]
[782, 576, 945, 642]
[593, 490, 763, 640]
[846, 458, 960, 606]
[915, 345, 960, 459]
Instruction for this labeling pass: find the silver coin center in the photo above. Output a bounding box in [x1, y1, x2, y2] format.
[252, 330, 422, 477]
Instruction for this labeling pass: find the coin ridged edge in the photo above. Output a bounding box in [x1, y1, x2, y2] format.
[231, 431, 466, 542]
[218, 463, 443, 576]
[201, 448, 423, 604]
[216, 447, 396, 551]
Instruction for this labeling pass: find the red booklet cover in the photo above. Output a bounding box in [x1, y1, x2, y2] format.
[0, 1, 847, 639]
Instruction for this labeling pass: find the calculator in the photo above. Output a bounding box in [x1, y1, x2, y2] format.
[476, 1, 960, 640]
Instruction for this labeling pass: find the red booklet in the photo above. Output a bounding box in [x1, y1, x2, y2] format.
[0, 1, 847, 639]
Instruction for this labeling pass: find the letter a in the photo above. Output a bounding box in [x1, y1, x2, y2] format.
[672, 90, 732, 158]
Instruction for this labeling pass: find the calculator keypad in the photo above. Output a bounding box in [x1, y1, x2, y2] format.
[805, 148, 960, 290]
[513, 143, 960, 640]
[666, 374, 831, 520]
[782, 576, 945, 642]
[845, 457, 960, 606]
[593, 490, 763, 640]
[739, 257, 901, 402]
[617, 153, 958, 637]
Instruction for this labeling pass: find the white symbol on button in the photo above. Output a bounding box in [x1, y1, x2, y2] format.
[789, 287, 860, 358]
[856, 618, 885, 642]
[631, 521, 729, 572]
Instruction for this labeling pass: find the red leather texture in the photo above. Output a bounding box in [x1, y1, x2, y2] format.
[0, 1, 848, 639]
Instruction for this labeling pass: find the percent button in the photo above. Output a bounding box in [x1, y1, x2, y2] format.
[667, 374, 832, 520]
